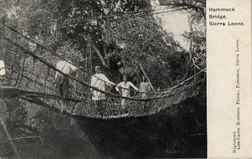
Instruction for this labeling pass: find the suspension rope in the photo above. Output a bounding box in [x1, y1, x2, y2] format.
[163, 69, 205, 93]
[0, 87, 81, 102]
[6, 67, 56, 92]
[2, 22, 206, 102]
[4, 23, 201, 94]
[4, 35, 205, 101]
[3, 36, 147, 101]
[4, 24, 142, 93]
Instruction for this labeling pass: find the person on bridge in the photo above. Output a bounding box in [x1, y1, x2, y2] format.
[0, 60, 5, 76]
[55, 56, 78, 97]
[91, 65, 115, 115]
[140, 76, 151, 99]
[116, 74, 140, 109]
[0, 60, 6, 85]
[90, 65, 115, 101]
[90, 66, 115, 101]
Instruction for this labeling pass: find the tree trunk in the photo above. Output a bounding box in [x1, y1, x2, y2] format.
[88, 36, 108, 68]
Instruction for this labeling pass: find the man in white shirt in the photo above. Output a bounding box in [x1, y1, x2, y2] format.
[55, 58, 77, 97]
[116, 74, 139, 109]
[90, 65, 115, 101]
[55, 60, 77, 79]
[90, 65, 115, 115]
[0, 60, 6, 85]
[0, 60, 5, 76]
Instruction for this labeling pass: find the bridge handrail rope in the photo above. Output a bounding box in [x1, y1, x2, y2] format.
[1, 23, 205, 104]
[163, 69, 205, 93]
[4, 22, 158, 94]
[4, 23, 134, 92]
[20, 76, 203, 119]
[3, 23, 205, 95]
[4, 50, 56, 89]
[3, 34, 205, 101]
[6, 67, 57, 92]
[6, 65, 56, 87]
[3, 36, 145, 101]
[1, 61, 203, 119]
[0, 10, 207, 119]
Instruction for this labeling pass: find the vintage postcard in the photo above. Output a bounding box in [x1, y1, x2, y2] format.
[0, 0, 251, 158]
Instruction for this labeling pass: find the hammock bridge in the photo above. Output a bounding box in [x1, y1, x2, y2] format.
[0, 17, 207, 158]
[0, 21, 206, 120]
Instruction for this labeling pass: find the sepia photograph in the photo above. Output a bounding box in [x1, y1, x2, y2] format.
[0, 0, 206, 158]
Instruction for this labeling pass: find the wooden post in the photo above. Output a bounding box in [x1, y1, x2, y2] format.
[0, 116, 21, 159]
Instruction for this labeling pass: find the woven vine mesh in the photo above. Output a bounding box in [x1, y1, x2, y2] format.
[0, 24, 205, 119]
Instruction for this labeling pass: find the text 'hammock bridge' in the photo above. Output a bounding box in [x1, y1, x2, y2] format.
[0, 22, 206, 120]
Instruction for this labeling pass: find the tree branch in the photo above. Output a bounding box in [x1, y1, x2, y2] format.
[89, 37, 108, 68]
[159, 0, 205, 15]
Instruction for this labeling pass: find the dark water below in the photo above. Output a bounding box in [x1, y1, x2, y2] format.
[16, 136, 101, 159]
[16, 140, 206, 159]
[10, 132, 206, 159]
[10, 103, 206, 159]
[17, 142, 206, 159]
[9, 133, 206, 159]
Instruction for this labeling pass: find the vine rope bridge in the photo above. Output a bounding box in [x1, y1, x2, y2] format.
[0, 21, 205, 120]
